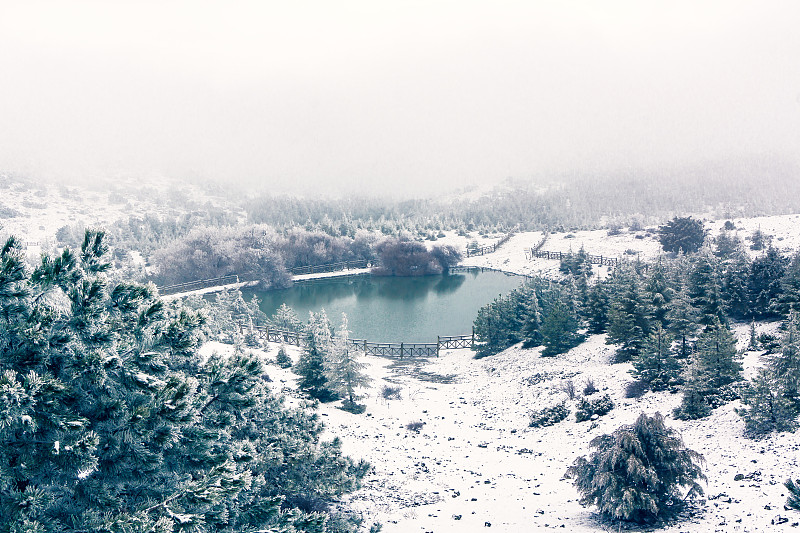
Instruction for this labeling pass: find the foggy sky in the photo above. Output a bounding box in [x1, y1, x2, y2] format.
[1, 1, 799, 197]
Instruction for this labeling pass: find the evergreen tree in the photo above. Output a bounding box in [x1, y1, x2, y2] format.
[642, 258, 674, 328]
[765, 312, 800, 411]
[674, 359, 712, 420]
[520, 285, 543, 348]
[275, 343, 293, 368]
[540, 299, 582, 356]
[586, 280, 610, 334]
[721, 250, 751, 319]
[714, 228, 744, 259]
[666, 287, 700, 359]
[325, 314, 371, 412]
[658, 216, 706, 254]
[567, 412, 705, 524]
[0, 233, 368, 533]
[771, 250, 800, 317]
[631, 324, 682, 391]
[295, 310, 337, 401]
[739, 366, 798, 436]
[271, 303, 303, 330]
[748, 246, 788, 318]
[688, 251, 727, 327]
[606, 265, 651, 361]
[786, 478, 800, 511]
[692, 319, 742, 405]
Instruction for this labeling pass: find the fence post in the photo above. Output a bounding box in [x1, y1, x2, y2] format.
[400, 342, 404, 358]
[437, 336, 440, 357]
[471, 326, 475, 349]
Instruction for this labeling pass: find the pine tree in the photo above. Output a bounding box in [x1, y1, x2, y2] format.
[272, 303, 303, 330]
[666, 287, 700, 359]
[773, 312, 800, 405]
[325, 314, 371, 412]
[520, 285, 543, 348]
[674, 359, 712, 420]
[748, 246, 788, 318]
[275, 343, 293, 368]
[739, 366, 798, 436]
[567, 412, 705, 524]
[786, 478, 800, 511]
[586, 280, 610, 334]
[0, 232, 369, 532]
[606, 264, 651, 361]
[687, 319, 743, 409]
[688, 251, 727, 327]
[295, 310, 337, 401]
[631, 324, 682, 391]
[540, 299, 582, 356]
[642, 258, 674, 328]
[721, 251, 751, 319]
[771, 250, 800, 317]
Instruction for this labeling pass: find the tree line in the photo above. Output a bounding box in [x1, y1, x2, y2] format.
[473, 227, 800, 435]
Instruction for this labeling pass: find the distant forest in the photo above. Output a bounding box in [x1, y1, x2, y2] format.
[40, 156, 800, 286]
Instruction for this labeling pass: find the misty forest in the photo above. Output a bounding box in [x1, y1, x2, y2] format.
[3, 2, 800, 533]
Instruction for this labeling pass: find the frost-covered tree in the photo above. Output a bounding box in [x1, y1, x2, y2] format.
[275, 343, 293, 368]
[567, 412, 705, 524]
[748, 246, 787, 318]
[585, 280, 610, 334]
[772, 250, 800, 317]
[739, 366, 798, 437]
[606, 265, 651, 361]
[325, 314, 371, 412]
[674, 359, 712, 420]
[295, 310, 337, 401]
[688, 251, 727, 327]
[271, 302, 303, 330]
[540, 299, 582, 356]
[631, 324, 682, 391]
[0, 232, 368, 533]
[658, 216, 706, 254]
[666, 287, 700, 359]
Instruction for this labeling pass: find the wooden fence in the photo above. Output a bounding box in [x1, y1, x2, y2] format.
[240, 323, 475, 357]
[159, 274, 240, 296]
[525, 249, 620, 267]
[465, 230, 516, 258]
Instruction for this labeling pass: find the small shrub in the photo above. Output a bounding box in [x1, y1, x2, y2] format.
[624, 248, 638, 255]
[583, 378, 598, 396]
[340, 399, 367, 414]
[561, 379, 576, 400]
[275, 344, 292, 368]
[406, 420, 425, 432]
[529, 403, 569, 428]
[624, 380, 648, 399]
[576, 394, 615, 422]
[723, 220, 736, 230]
[607, 225, 622, 236]
[244, 331, 261, 348]
[380, 384, 402, 400]
[757, 332, 781, 354]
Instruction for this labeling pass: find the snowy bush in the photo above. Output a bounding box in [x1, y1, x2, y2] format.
[575, 394, 614, 422]
[528, 403, 569, 428]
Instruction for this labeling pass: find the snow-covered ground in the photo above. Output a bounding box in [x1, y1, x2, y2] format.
[206, 325, 800, 533]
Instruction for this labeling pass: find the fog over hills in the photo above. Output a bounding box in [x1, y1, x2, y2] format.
[1, 1, 799, 197]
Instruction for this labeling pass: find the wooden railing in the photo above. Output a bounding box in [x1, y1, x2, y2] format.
[525, 249, 619, 266]
[240, 323, 475, 357]
[465, 230, 516, 258]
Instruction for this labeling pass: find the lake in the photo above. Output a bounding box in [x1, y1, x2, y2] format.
[243, 269, 524, 343]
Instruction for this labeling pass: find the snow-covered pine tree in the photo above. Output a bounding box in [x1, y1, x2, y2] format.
[771, 250, 800, 317]
[631, 324, 682, 391]
[272, 302, 303, 330]
[325, 313, 371, 412]
[275, 343, 293, 368]
[739, 366, 797, 436]
[606, 264, 651, 361]
[586, 280, 610, 334]
[295, 310, 337, 401]
[674, 358, 712, 420]
[688, 251, 727, 327]
[688, 319, 742, 408]
[748, 246, 788, 318]
[567, 412, 705, 524]
[0, 232, 368, 532]
[540, 299, 581, 356]
[642, 258, 674, 328]
[666, 286, 700, 359]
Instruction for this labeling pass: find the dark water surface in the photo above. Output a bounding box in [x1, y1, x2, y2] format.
[243, 270, 523, 343]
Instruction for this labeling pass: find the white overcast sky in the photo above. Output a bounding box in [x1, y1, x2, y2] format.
[1, 1, 799, 196]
